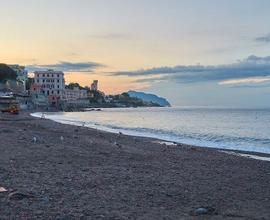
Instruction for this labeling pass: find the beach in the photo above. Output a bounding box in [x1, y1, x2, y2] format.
[0, 112, 270, 219]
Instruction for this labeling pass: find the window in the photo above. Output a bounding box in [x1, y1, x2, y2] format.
[37, 79, 39, 83]
[47, 74, 49, 77]
[57, 79, 60, 83]
[57, 74, 59, 77]
[52, 91, 54, 94]
[43, 74, 45, 77]
[57, 85, 59, 88]
[37, 74, 39, 77]
[47, 91, 49, 95]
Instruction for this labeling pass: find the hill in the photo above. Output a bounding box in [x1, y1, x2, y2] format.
[128, 91, 171, 107]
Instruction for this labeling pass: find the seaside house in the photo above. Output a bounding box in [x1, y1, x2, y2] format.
[30, 84, 49, 109]
[63, 86, 89, 108]
[63, 86, 88, 100]
[33, 70, 65, 106]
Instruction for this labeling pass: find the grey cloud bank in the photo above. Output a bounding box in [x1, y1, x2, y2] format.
[255, 33, 270, 43]
[27, 61, 104, 73]
[111, 55, 270, 86]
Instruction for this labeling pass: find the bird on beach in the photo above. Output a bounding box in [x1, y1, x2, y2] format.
[32, 137, 37, 143]
[40, 113, 46, 119]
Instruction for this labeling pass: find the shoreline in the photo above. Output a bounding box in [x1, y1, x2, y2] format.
[31, 111, 270, 159]
[0, 111, 270, 219]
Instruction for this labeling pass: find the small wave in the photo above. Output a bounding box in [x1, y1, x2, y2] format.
[31, 110, 270, 154]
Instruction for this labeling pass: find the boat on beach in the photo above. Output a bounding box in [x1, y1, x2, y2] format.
[0, 90, 20, 114]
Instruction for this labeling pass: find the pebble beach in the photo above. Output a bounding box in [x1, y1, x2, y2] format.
[0, 112, 270, 219]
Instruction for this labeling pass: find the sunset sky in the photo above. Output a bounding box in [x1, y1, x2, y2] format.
[1, 0, 270, 107]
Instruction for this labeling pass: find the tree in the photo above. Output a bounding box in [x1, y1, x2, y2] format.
[0, 64, 17, 83]
[65, 82, 85, 90]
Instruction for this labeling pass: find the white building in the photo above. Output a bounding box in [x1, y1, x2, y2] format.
[63, 87, 87, 101]
[33, 70, 65, 105]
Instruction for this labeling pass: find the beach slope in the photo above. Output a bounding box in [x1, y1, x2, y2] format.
[0, 113, 269, 219]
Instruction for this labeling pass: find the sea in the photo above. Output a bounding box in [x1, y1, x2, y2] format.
[32, 107, 270, 154]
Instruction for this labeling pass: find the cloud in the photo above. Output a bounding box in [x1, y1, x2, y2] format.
[27, 61, 104, 73]
[110, 55, 270, 85]
[255, 33, 270, 43]
[219, 76, 270, 85]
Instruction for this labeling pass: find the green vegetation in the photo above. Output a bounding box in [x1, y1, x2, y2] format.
[64, 82, 162, 108]
[107, 93, 161, 107]
[0, 64, 17, 83]
[65, 82, 86, 90]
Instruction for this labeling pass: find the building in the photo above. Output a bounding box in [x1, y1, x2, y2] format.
[91, 80, 98, 91]
[30, 84, 49, 109]
[63, 87, 88, 101]
[8, 65, 28, 92]
[33, 70, 65, 105]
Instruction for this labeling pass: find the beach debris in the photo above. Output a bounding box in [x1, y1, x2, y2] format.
[190, 207, 217, 216]
[0, 187, 7, 193]
[8, 191, 35, 200]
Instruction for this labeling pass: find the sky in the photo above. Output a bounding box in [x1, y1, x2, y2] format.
[1, 0, 270, 107]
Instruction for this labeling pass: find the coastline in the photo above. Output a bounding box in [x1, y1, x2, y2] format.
[30, 109, 270, 161]
[0, 112, 270, 219]
[31, 108, 270, 156]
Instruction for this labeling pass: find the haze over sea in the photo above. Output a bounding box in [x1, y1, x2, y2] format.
[32, 107, 270, 154]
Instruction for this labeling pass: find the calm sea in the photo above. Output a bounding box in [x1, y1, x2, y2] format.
[32, 107, 270, 154]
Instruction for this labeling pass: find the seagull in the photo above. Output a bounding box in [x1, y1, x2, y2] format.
[32, 137, 37, 143]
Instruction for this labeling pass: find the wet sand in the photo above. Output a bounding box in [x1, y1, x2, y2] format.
[0, 112, 269, 219]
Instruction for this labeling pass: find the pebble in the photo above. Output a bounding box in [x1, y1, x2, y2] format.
[35, 210, 43, 215]
[190, 207, 217, 216]
[0, 187, 7, 193]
